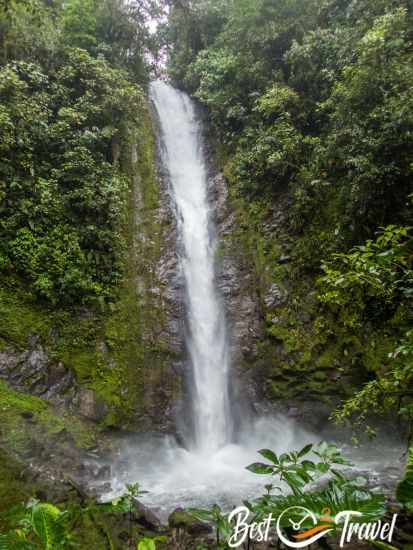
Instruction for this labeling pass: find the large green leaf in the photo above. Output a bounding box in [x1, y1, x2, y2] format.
[396, 447, 413, 510]
[297, 444, 313, 458]
[137, 538, 156, 550]
[31, 502, 62, 550]
[258, 449, 279, 464]
[246, 462, 274, 475]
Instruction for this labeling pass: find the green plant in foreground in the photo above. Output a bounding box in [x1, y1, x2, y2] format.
[0, 483, 166, 550]
[188, 442, 386, 550]
[0, 500, 73, 549]
[396, 446, 413, 512]
[247, 441, 350, 496]
[188, 504, 232, 549]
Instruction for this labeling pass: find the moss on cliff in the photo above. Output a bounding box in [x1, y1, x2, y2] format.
[0, 98, 177, 432]
[221, 165, 377, 405]
[0, 380, 97, 452]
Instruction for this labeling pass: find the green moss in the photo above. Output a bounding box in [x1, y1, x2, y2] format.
[0, 98, 179, 430]
[0, 450, 36, 519]
[0, 283, 52, 350]
[0, 380, 97, 452]
[313, 370, 328, 382]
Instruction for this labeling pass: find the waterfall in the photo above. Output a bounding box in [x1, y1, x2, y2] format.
[109, 81, 312, 517]
[150, 80, 232, 453]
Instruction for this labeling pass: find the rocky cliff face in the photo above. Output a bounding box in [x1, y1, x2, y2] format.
[0, 104, 190, 500]
[208, 173, 263, 428]
[208, 165, 366, 432]
[0, 102, 192, 504]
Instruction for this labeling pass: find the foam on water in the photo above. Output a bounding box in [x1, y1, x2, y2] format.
[110, 416, 312, 519]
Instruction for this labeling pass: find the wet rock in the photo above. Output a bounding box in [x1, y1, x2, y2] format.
[85, 462, 111, 481]
[168, 508, 212, 536]
[264, 284, 288, 309]
[0, 344, 77, 406]
[133, 499, 163, 530]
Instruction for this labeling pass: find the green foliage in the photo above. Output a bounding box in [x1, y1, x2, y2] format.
[319, 225, 413, 317]
[247, 442, 350, 496]
[136, 535, 167, 550]
[188, 504, 232, 549]
[320, 224, 413, 431]
[137, 539, 156, 550]
[247, 475, 386, 529]
[0, 483, 166, 550]
[0, 500, 74, 549]
[0, 50, 144, 305]
[61, 0, 98, 51]
[188, 442, 385, 549]
[396, 447, 413, 511]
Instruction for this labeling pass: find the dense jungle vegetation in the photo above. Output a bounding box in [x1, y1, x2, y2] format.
[162, 0, 413, 436]
[0, 0, 170, 546]
[0, 0, 159, 305]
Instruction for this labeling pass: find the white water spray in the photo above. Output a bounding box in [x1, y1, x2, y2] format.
[150, 80, 232, 452]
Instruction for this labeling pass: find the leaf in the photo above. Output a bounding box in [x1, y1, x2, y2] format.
[279, 453, 289, 464]
[317, 463, 330, 474]
[187, 508, 213, 522]
[246, 462, 274, 475]
[258, 448, 279, 464]
[31, 503, 61, 550]
[137, 538, 156, 550]
[297, 443, 313, 458]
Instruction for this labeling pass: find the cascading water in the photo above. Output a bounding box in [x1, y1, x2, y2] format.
[150, 80, 232, 453]
[108, 81, 313, 517]
[105, 81, 403, 519]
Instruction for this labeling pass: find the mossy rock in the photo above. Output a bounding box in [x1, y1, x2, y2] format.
[0, 380, 97, 454]
[312, 370, 328, 382]
[168, 509, 212, 535]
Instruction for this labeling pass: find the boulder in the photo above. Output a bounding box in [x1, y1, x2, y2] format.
[133, 499, 163, 530]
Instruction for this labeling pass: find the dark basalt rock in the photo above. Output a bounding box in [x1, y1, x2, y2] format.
[210, 173, 262, 367]
[0, 342, 77, 407]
